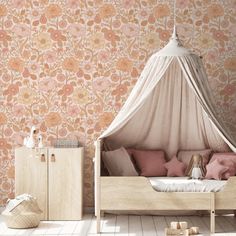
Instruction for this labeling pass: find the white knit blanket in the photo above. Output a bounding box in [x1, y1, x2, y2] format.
[149, 177, 226, 192]
[5, 194, 34, 212]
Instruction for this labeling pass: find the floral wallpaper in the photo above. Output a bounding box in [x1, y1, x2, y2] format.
[0, 0, 235, 206]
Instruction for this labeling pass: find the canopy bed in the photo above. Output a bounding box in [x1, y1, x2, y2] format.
[94, 28, 236, 234]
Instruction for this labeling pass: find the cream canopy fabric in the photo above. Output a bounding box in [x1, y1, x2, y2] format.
[98, 28, 236, 157]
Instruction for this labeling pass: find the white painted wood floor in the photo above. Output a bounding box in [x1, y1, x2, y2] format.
[0, 214, 236, 236]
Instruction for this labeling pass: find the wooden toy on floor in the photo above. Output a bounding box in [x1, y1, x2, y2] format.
[165, 221, 199, 235]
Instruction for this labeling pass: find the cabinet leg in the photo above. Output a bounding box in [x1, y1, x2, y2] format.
[234, 210, 236, 217]
[97, 210, 101, 234]
[210, 210, 215, 234]
[101, 211, 105, 217]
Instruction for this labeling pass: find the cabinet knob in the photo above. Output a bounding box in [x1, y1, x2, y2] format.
[51, 154, 56, 162]
[40, 154, 46, 162]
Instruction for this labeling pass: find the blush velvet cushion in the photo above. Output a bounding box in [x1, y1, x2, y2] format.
[164, 155, 186, 177]
[205, 159, 229, 180]
[127, 149, 167, 177]
[209, 152, 236, 179]
[102, 147, 138, 176]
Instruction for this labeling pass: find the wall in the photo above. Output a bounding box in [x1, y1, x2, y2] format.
[0, 0, 235, 206]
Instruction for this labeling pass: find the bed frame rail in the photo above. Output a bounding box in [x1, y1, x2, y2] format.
[101, 177, 212, 211]
[95, 141, 236, 234]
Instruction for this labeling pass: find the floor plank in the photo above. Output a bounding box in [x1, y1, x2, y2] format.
[165, 215, 178, 229]
[44, 220, 65, 235]
[115, 215, 128, 235]
[101, 214, 116, 236]
[16, 227, 35, 235]
[0, 213, 236, 235]
[225, 215, 236, 231]
[141, 215, 157, 236]
[201, 215, 210, 231]
[216, 216, 236, 233]
[59, 221, 77, 234]
[190, 216, 210, 236]
[128, 215, 142, 236]
[73, 214, 93, 235]
[153, 216, 167, 236]
[30, 221, 50, 235]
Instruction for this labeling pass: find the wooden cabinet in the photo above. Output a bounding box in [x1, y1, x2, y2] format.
[15, 147, 83, 220]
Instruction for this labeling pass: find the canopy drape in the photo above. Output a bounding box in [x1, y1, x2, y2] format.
[98, 29, 236, 156]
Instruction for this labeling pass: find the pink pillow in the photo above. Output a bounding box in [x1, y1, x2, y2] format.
[127, 149, 167, 177]
[220, 159, 236, 180]
[210, 153, 236, 179]
[210, 153, 236, 165]
[178, 149, 212, 174]
[205, 159, 229, 180]
[164, 156, 186, 177]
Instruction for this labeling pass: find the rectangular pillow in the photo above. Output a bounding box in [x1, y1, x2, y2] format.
[210, 152, 236, 164]
[102, 147, 138, 176]
[127, 149, 167, 177]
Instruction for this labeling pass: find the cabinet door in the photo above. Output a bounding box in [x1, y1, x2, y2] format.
[15, 147, 48, 220]
[48, 148, 83, 220]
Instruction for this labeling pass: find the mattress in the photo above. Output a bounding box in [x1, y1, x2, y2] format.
[149, 177, 227, 192]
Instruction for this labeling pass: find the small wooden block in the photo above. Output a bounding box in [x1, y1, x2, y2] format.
[170, 221, 180, 229]
[190, 227, 199, 234]
[165, 228, 188, 235]
[179, 221, 188, 229]
[165, 227, 199, 236]
[184, 229, 190, 236]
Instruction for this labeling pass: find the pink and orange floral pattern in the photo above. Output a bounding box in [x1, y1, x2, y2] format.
[0, 0, 235, 206]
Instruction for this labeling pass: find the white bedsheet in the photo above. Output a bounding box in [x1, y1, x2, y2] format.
[149, 177, 227, 192]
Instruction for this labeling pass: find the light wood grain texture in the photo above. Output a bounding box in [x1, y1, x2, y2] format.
[48, 148, 83, 220]
[215, 177, 236, 209]
[101, 177, 212, 211]
[15, 147, 83, 221]
[15, 147, 48, 220]
[95, 138, 236, 234]
[98, 176, 236, 234]
[210, 193, 215, 233]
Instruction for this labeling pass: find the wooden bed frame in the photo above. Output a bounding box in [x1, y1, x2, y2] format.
[95, 140, 236, 234]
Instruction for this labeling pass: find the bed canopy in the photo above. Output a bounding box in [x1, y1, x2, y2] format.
[97, 27, 236, 158]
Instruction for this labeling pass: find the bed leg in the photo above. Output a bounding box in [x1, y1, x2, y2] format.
[234, 210, 236, 217]
[210, 193, 215, 234]
[97, 210, 101, 233]
[210, 210, 215, 234]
